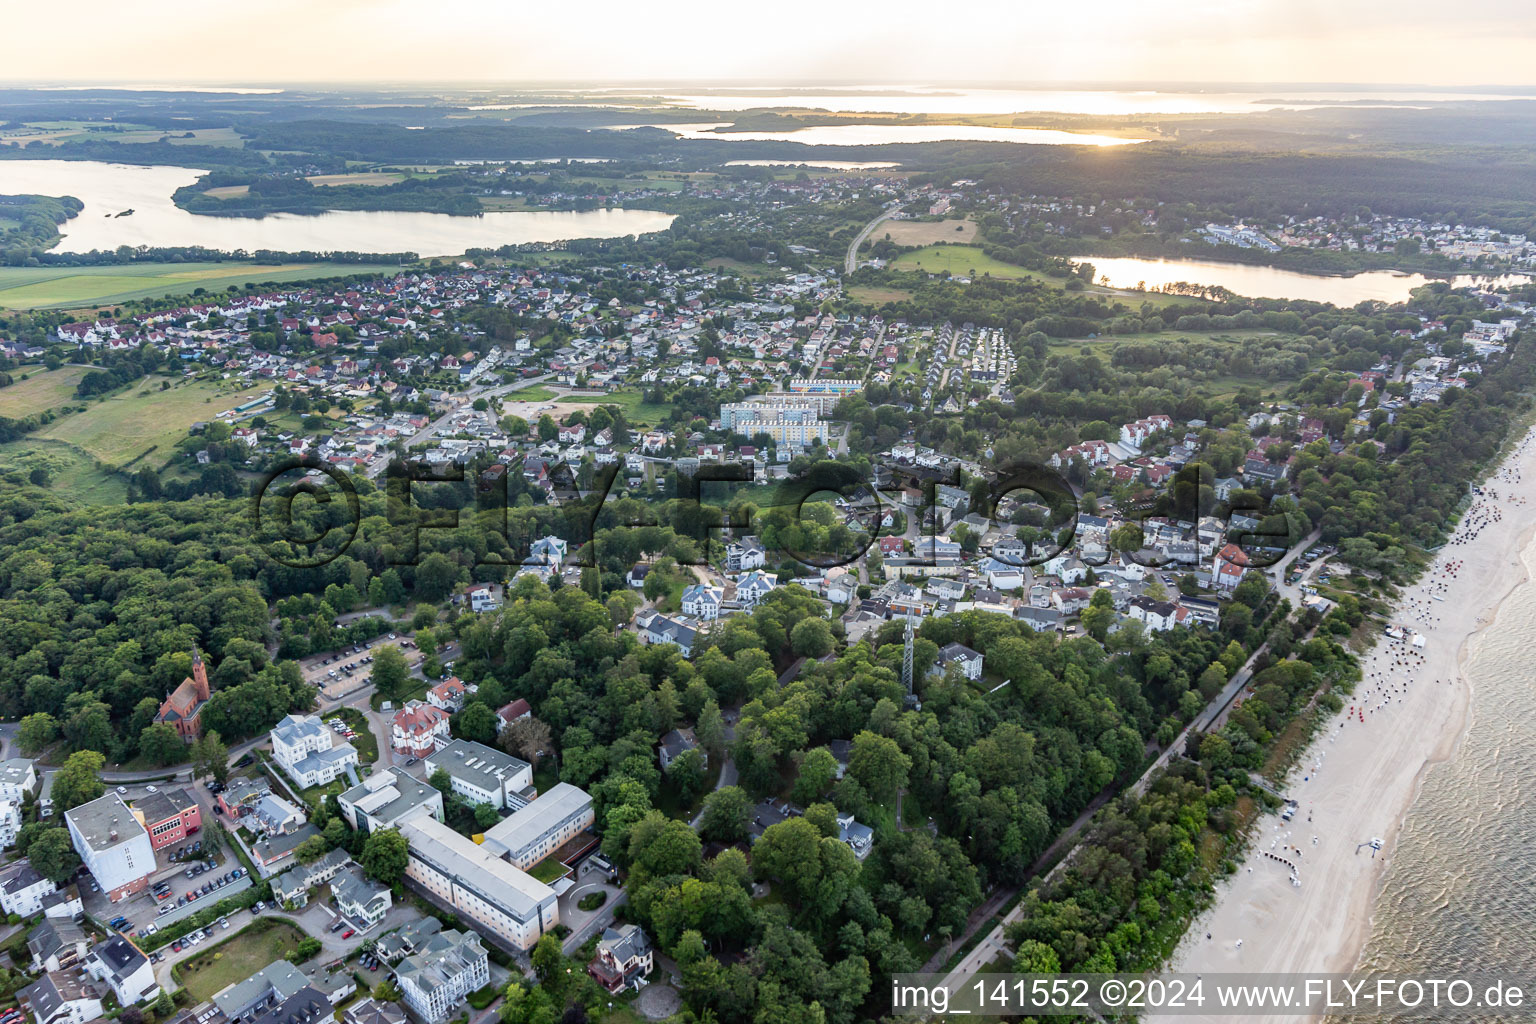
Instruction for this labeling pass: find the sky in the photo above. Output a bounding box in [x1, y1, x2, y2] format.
[3, 0, 1535, 88]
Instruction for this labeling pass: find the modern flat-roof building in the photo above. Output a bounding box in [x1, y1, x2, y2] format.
[65, 794, 155, 902]
[395, 928, 489, 1024]
[130, 788, 202, 851]
[338, 767, 444, 834]
[479, 782, 593, 869]
[399, 815, 558, 952]
[423, 740, 533, 810]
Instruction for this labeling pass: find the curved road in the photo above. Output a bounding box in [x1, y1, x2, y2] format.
[844, 204, 905, 275]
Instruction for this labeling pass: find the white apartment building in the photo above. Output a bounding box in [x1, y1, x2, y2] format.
[271, 714, 359, 789]
[0, 798, 21, 849]
[395, 929, 489, 1023]
[65, 795, 155, 902]
[423, 740, 533, 811]
[0, 862, 57, 917]
[0, 757, 38, 804]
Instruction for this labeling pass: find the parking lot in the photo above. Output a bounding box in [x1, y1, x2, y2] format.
[81, 847, 247, 943]
[300, 633, 416, 699]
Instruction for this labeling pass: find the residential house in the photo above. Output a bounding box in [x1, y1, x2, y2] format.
[28, 919, 89, 973]
[84, 935, 160, 1006]
[680, 584, 724, 620]
[332, 865, 392, 932]
[933, 642, 984, 681]
[837, 813, 875, 860]
[586, 924, 654, 994]
[658, 728, 705, 771]
[18, 970, 103, 1024]
[638, 613, 697, 657]
[0, 862, 57, 918]
[391, 701, 452, 758]
[344, 999, 407, 1024]
[427, 677, 473, 713]
[725, 537, 767, 572]
[211, 960, 309, 1023]
[979, 557, 1024, 591]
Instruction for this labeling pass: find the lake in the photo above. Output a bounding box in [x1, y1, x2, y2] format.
[610, 85, 1536, 116]
[0, 160, 676, 256]
[665, 123, 1144, 146]
[1075, 255, 1528, 304]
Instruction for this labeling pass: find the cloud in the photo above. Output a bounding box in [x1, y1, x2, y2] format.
[2, 0, 1534, 86]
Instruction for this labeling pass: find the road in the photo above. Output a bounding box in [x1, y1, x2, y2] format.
[844, 204, 905, 275]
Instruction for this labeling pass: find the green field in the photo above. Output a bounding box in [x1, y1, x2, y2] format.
[0, 438, 127, 504]
[890, 245, 1037, 280]
[35, 377, 270, 468]
[0, 261, 404, 309]
[0, 366, 90, 417]
[174, 921, 307, 1002]
[553, 389, 671, 425]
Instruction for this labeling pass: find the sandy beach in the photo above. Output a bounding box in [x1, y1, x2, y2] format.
[1157, 425, 1536, 1024]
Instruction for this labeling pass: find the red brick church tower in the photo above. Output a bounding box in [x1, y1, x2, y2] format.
[155, 647, 212, 742]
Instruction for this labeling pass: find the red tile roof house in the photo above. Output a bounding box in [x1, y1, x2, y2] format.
[1213, 542, 1251, 591]
[497, 700, 532, 730]
[390, 700, 451, 758]
[426, 677, 471, 712]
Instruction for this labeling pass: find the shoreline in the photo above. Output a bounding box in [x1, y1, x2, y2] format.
[1155, 427, 1536, 1024]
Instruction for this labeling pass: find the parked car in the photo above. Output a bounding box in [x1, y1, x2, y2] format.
[329, 919, 346, 933]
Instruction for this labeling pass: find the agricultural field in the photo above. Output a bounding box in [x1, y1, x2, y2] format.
[0, 438, 126, 504]
[34, 377, 271, 469]
[0, 261, 404, 309]
[305, 172, 407, 187]
[0, 366, 91, 418]
[876, 217, 976, 247]
[0, 122, 244, 148]
[847, 284, 915, 304]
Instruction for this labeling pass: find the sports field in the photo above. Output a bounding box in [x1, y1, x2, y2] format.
[0, 366, 91, 418]
[0, 261, 403, 309]
[35, 378, 271, 468]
